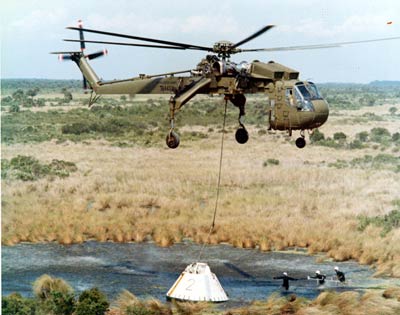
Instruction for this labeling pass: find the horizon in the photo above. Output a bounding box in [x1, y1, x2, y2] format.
[2, 78, 400, 85]
[1, 0, 400, 83]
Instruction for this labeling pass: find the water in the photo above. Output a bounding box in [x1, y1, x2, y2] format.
[2, 241, 395, 304]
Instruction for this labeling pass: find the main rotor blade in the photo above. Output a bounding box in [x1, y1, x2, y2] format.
[64, 39, 188, 50]
[232, 25, 275, 49]
[239, 36, 400, 53]
[67, 26, 212, 51]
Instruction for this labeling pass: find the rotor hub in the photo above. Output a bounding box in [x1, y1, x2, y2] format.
[213, 41, 238, 57]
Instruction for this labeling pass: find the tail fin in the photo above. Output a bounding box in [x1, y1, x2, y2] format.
[51, 20, 107, 92]
[50, 51, 103, 90]
[76, 54, 101, 90]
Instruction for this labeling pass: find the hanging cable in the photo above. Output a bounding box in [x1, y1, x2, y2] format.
[198, 97, 228, 261]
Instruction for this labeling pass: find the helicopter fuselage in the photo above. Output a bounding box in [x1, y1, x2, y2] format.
[72, 52, 328, 148]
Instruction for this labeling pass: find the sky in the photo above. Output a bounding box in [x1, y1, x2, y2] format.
[1, 0, 400, 83]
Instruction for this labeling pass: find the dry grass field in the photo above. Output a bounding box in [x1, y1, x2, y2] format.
[109, 288, 400, 315]
[2, 101, 400, 279]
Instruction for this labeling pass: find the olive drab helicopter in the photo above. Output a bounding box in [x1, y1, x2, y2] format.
[52, 22, 400, 148]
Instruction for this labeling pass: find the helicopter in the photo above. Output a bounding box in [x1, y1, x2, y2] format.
[53, 22, 400, 149]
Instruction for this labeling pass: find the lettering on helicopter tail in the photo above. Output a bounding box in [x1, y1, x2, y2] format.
[160, 85, 177, 93]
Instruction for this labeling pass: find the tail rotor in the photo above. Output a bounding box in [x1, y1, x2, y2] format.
[53, 20, 108, 92]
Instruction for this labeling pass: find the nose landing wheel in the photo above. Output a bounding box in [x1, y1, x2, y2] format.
[166, 131, 180, 149]
[235, 126, 249, 144]
[295, 136, 306, 148]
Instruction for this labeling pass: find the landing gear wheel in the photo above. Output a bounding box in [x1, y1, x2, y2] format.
[235, 127, 249, 144]
[166, 131, 180, 149]
[295, 137, 306, 149]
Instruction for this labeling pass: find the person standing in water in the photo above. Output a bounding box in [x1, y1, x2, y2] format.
[334, 266, 346, 283]
[273, 272, 298, 290]
[308, 270, 326, 285]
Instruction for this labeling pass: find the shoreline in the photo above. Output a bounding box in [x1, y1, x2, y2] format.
[2, 226, 399, 279]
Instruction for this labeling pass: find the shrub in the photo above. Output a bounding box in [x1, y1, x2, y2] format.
[392, 132, 400, 143]
[9, 103, 20, 113]
[75, 288, 109, 315]
[42, 291, 76, 315]
[33, 274, 74, 300]
[310, 129, 325, 143]
[357, 210, 400, 236]
[1, 155, 78, 181]
[62, 123, 91, 135]
[389, 106, 398, 115]
[370, 127, 391, 143]
[2, 293, 37, 315]
[348, 140, 365, 149]
[126, 304, 155, 315]
[328, 159, 348, 169]
[333, 132, 347, 141]
[2, 95, 13, 103]
[317, 138, 342, 148]
[12, 89, 24, 101]
[48, 159, 78, 178]
[263, 158, 280, 167]
[356, 131, 369, 142]
[62, 88, 73, 103]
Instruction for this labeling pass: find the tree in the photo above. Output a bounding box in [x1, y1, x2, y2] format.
[12, 89, 25, 101]
[9, 103, 20, 113]
[46, 291, 76, 315]
[75, 288, 109, 315]
[2, 293, 37, 315]
[26, 88, 39, 98]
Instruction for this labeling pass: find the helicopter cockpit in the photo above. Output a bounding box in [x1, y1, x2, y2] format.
[293, 81, 324, 111]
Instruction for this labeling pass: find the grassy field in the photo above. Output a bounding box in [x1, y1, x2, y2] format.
[2, 82, 400, 279]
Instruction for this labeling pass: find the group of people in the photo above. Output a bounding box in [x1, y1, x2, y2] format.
[273, 266, 346, 291]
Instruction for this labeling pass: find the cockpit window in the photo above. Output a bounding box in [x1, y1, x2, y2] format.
[306, 82, 323, 99]
[294, 82, 316, 112]
[296, 84, 311, 99]
[295, 82, 323, 100]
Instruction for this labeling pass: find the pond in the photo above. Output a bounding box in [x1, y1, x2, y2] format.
[2, 241, 394, 304]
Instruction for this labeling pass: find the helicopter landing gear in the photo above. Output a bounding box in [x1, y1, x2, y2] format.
[166, 130, 180, 149]
[235, 126, 249, 144]
[226, 94, 249, 144]
[295, 130, 306, 149]
[166, 96, 180, 149]
[235, 115, 249, 144]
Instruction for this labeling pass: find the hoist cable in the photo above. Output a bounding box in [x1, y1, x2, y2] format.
[197, 97, 228, 261]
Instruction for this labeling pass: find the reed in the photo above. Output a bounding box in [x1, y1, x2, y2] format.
[32, 274, 73, 300]
[2, 116, 400, 276]
[224, 289, 400, 315]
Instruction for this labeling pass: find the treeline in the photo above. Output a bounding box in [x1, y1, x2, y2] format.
[1, 79, 82, 95]
[318, 84, 400, 110]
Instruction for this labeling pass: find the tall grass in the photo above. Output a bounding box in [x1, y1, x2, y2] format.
[2, 134, 400, 276]
[2, 120, 400, 276]
[226, 290, 400, 315]
[33, 274, 73, 300]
